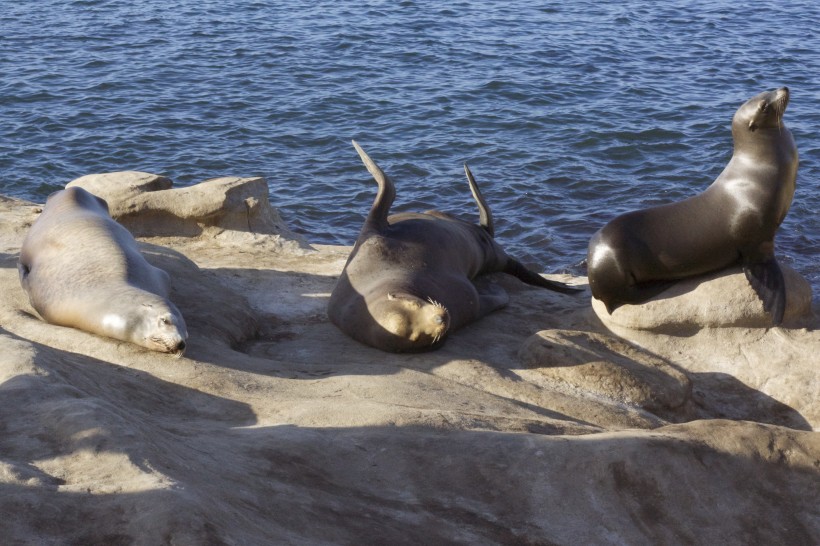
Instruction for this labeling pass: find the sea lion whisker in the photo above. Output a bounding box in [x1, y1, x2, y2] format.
[427, 297, 445, 309]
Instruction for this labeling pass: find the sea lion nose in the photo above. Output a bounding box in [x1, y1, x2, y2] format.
[177, 340, 186, 352]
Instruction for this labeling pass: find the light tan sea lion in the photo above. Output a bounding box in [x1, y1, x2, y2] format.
[328, 141, 580, 353]
[587, 87, 798, 324]
[18, 187, 188, 354]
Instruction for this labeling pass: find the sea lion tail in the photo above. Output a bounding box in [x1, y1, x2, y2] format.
[504, 258, 584, 295]
[744, 258, 786, 325]
[463, 163, 494, 237]
[352, 140, 396, 230]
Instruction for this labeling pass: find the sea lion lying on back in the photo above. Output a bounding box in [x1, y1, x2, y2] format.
[18, 186, 188, 355]
[328, 141, 580, 353]
[587, 87, 798, 324]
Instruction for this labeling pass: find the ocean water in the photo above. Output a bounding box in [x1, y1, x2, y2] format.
[2, 0, 819, 290]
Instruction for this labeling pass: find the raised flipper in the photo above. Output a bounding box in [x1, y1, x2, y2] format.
[744, 258, 786, 325]
[504, 258, 584, 295]
[352, 140, 396, 231]
[463, 163, 494, 237]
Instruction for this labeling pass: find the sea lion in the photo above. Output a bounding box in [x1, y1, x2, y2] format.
[587, 87, 798, 324]
[328, 141, 580, 353]
[18, 187, 188, 354]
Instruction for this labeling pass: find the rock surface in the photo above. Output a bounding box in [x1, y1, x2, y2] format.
[519, 329, 692, 415]
[0, 177, 818, 544]
[68, 171, 306, 247]
[67, 170, 173, 201]
[591, 265, 814, 332]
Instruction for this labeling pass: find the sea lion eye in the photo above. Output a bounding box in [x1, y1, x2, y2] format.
[759, 101, 768, 112]
[160, 317, 170, 325]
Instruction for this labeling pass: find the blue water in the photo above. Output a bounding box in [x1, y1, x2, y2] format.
[2, 0, 819, 290]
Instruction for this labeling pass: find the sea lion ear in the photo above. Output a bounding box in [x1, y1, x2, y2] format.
[748, 119, 757, 132]
[386, 293, 422, 307]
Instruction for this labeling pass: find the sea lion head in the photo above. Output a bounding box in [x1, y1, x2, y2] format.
[734, 87, 789, 134]
[142, 303, 188, 357]
[104, 294, 188, 356]
[369, 293, 450, 352]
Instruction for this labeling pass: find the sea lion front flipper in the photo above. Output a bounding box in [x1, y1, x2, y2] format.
[352, 140, 396, 231]
[473, 276, 510, 317]
[504, 258, 584, 294]
[744, 258, 786, 325]
[463, 164, 494, 237]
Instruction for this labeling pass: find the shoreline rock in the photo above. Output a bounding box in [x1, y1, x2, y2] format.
[67, 170, 310, 249]
[0, 179, 818, 544]
[591, 265, 814, 332]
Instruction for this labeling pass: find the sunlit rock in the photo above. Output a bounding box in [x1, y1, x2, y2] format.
[591, 265, 813, 332]
[68, 171, 304, 244]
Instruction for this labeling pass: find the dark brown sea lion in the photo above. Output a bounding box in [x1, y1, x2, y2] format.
[328, 141, 580, 353]
[587, 87, 798, 324]
[18, 187, 188, 354]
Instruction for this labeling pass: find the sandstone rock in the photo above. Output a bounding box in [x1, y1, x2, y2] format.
[67, 171, 173, 203]
[67, 171, 305, 244]
[1, 193, 818, 544]
[591, 264, 814, 332]
[519, 329, 692, 413]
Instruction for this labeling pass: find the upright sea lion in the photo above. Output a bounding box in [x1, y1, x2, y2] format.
[328, 141, 580, 353]
[587, 87, 798, 324]
[18, 187, 188, 354]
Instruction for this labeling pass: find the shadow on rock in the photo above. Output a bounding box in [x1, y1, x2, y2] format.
[519, 328, 692, 418]
[518, 327, 813, 431]
[139, 245, 263, 353]
[3, 400, 817, 544]
[689, 371, 813, 430]
[0, 327, 257, 544]
[0, 252, 17, 269]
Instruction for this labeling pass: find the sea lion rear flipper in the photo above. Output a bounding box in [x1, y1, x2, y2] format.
[744, 259, 786, 325]
[352, 140, 396, 231]
[463, 164, 494, 237]
[504, 259, 584, 294]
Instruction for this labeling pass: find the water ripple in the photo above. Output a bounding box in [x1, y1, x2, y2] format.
[1, 0, 819, 292]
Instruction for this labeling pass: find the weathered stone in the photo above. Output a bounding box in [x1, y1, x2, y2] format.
[67, 171, 173, 203]
[591, 264, 814, 332]
[519, 329, 692, 412]
[1, 192, 818, 545]
[68, 171, 304, 243]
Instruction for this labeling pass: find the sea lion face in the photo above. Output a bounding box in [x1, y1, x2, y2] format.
[734, 87, 789, 133]
[127, 302, 188, 356]
[370, 293, 450, 352]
